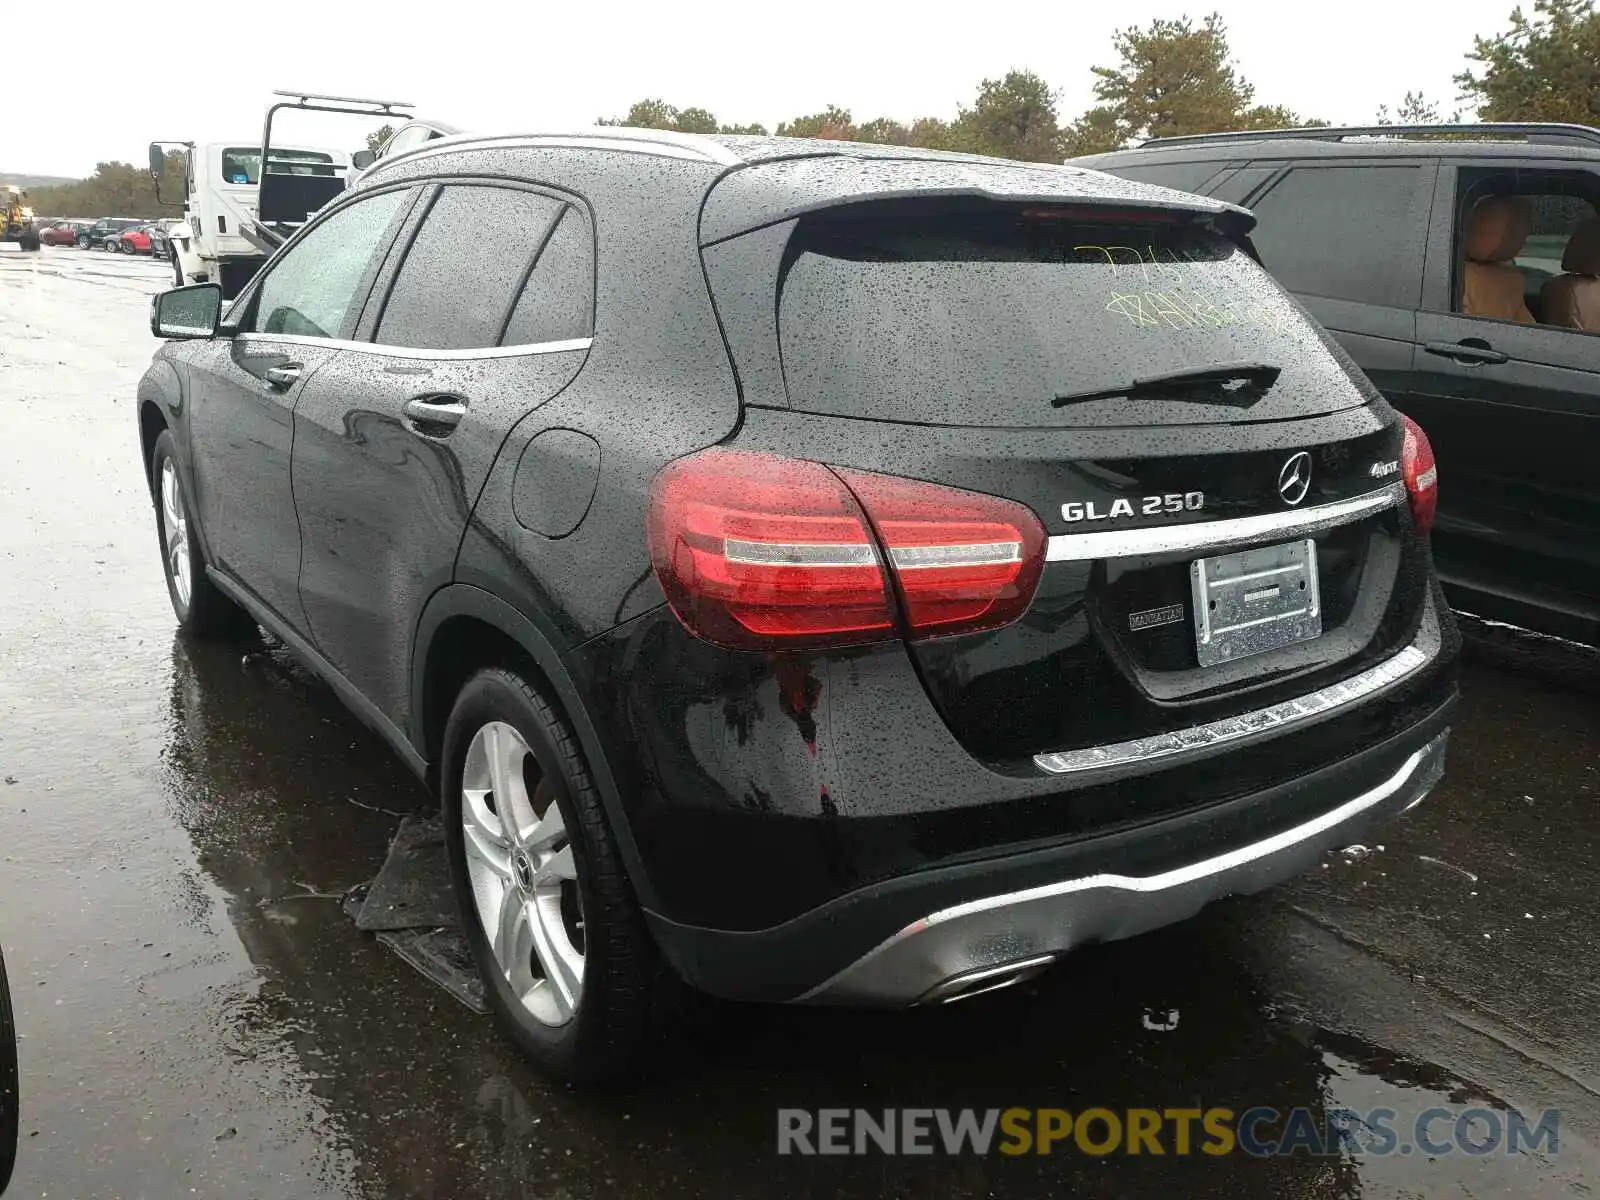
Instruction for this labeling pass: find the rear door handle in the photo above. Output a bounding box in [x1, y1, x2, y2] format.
[264, 364, 302, 389]
[1423, 340, 1508, 366]
[402, 394, 468, 436]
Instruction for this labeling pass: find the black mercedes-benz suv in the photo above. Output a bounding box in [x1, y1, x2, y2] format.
[136, 128, 1459, 1081]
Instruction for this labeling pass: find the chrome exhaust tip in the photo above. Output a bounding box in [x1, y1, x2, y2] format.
[916, 954, 1059, 1006]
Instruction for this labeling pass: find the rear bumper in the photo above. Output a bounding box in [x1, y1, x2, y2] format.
[641, 691, 1454, 1003]
[803, 729, 1446, 1004]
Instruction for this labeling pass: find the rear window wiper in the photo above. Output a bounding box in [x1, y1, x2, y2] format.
[1051, 362, 1282, 408]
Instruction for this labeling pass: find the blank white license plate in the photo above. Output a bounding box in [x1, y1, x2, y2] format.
[1190, 539, 1322, 667]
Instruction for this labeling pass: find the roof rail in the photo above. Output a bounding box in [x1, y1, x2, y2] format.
[1141, 122, 1600, 150]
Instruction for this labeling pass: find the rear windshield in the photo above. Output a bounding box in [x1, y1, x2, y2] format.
[776, 204, 1363, 427]
[220, 148, 335, 186]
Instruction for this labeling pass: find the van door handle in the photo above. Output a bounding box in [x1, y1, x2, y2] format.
[402, 394, 468, 436]
[264, 364, 302, 389]
[1424, 340, 1508, 366]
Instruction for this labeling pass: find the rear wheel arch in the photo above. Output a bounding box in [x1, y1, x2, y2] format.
[411, 586, 659, 911]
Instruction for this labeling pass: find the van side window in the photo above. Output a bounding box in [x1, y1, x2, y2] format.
[1207, 165, 1277, 206]
[1102, 161, 1224, 195]
[500, 205, 595, 346]
[1247, 165, 1427, 309]
[374, 185, 567, 351]
[1454, 173, 1600, 332]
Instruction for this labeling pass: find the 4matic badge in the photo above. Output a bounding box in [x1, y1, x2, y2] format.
[1061, 492, 1204, 523]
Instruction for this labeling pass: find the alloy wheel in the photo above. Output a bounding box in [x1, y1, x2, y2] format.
[159, 458, 191, 607]
[460, 721, 585, 1027]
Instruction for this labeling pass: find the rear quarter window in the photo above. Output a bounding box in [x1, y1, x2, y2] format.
[775, 202, 1367, 428]
[375, 185, 567, 351]
[1245, 165, 1428, 309]
[501, 205, 594, 346]
[1095, 160, 1225, 195]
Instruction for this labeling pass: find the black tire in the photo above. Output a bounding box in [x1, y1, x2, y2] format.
[442, 668, 662, 1084]
[0, 941, 16, 1194]
[170, 248, 183, 287]
[21, 237, 39, 252]
[148, 430, 252, 637]
[76, 234, 89, 249]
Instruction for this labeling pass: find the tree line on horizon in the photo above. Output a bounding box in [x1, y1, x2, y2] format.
[18, 1, 1599, 219]
[595, 2, 1598, 159]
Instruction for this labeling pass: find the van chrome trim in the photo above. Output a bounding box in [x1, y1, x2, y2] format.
[1033, 640, 1431, 775]
[1045, 486, 1401, 563]
[801, 730, 1448, 1004]
[233, 333, 592, 361]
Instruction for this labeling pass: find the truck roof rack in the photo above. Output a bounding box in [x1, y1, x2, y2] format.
[1141, 122, 1600, 151]
[254, 90, 417, 237]
[270, 89, 414, 115]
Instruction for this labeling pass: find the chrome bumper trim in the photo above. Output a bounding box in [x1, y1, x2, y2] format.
[1034, 640, 1432, 776]
[800, 731, 1449, 1006]
[1044, 485, 1401, 563]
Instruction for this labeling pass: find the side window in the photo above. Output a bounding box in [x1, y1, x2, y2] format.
[249, 188, 409, 338]
[383, 125, 434, 157]
[1517, 193, 1594, 279]
[374, 185, 566, 351]
[1247, 165, 1427, 308]
[1453, 171, 1600, 329]
[1105, 160, 1225, 195]
[501, 205, 595, 346]
[1208, 165, 1278, 206]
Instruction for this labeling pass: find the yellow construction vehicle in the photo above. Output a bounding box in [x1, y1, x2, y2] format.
[2, 186, 41, 251]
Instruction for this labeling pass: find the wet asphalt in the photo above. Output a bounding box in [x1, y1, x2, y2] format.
[1, 245, 1598, 1199]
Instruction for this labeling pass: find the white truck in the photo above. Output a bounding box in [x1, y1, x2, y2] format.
[150, 91, 411, 298]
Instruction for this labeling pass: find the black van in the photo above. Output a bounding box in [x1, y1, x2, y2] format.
[1079, 123, 1600, 646]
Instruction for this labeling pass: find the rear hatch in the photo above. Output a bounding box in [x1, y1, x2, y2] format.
[701, 183, 1427, 770]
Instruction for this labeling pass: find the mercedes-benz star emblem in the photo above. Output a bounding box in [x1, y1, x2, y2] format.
[1278, 452, 1312, 506]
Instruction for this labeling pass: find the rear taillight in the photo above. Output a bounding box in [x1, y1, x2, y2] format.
[836, 467, 1045, 635]
[647, 449, 1045, 649]
[1401, 415, 1438, 537]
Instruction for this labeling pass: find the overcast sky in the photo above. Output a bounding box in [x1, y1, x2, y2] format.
[12, 0, 1514, 178]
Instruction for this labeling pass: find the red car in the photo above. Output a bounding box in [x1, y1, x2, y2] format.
[39, 221, 88, 247]
[106, 226, 153, 254]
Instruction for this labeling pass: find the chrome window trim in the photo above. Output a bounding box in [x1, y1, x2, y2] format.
[1044, 485, 1402, 563]
[233, 332, 592, 361]
[365, 131, 739, 180]
[1033, 639, 1433, 776]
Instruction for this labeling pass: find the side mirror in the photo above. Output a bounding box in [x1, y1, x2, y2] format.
[147, 143, 165, 178]
[351, 148, 376, 170]
[151, 284, 223, 339]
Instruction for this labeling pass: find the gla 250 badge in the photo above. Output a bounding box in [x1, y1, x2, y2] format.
[1061, 492, 1205, 523]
